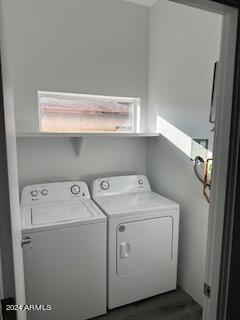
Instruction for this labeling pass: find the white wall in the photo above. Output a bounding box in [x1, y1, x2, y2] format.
[147, 137, 209, 305]
[147, 0, 222, 305]
[1, 0, 150, 194]
[2, 0, 149, 133]
[148, 0, 222, 146]
[17, 137, 147, 191]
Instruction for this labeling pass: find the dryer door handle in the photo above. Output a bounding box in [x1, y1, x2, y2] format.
[21, 236, 32, 249]
[120, 242, 130, 259]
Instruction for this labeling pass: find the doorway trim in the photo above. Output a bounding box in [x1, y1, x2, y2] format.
[217, 3, 240, 320]
[0, 4, 26, 319]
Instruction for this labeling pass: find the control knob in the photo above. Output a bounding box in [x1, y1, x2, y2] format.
[31, 190, 38, 197]
[101, 181, 110, 190]
[71, 185, 81, 195]
[41, 189, 48, 196]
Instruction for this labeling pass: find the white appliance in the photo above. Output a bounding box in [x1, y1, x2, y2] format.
[92, 175, 179, 309]
[21, 181, 106, 320]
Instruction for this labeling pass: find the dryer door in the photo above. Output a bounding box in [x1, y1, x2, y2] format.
[117, 216, 173, 276]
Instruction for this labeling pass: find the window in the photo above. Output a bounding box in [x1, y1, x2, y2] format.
[38, 91, 140, 133]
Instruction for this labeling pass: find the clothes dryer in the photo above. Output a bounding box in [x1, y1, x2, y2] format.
[92, 175, 179, 309]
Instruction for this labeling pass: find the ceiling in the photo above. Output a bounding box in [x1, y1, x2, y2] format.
[123, 0, 159, 7]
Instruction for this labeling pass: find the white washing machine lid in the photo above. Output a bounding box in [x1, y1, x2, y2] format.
[22, 200, 106, 231]
[94, 191, 179, 218]
[31, 202, 93, 225]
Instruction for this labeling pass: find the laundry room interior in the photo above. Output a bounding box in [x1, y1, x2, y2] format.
[0, 0, 226, 319]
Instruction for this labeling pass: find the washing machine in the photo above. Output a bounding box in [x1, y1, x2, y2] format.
[21, 181, 106, 320]
[92, 175, 179, 309]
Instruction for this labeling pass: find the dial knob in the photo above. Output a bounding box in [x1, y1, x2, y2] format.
[71, 185, 81, 195]
[41, 189, 48, 196]
[101, 181, 110, 190]
[139, 179, 144, 185]
[31, 190, 38, 197]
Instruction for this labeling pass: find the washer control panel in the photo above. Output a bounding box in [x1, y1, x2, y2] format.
[21, 181, 90, 205]
[92, 175, 151, 197]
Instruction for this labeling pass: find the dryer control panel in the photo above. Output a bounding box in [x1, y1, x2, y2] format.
[92, 175, 151, 197]
[21, 181, 90, 205]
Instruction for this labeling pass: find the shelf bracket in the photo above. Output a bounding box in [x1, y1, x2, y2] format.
[71, 137, 83, 157]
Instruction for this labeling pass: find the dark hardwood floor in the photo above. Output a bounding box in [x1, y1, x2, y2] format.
[96, 288, 202, 320]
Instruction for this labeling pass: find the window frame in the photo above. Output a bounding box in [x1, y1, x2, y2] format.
[37, 91, 141, 133]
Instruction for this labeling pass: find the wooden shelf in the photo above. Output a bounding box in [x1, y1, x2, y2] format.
[16, 132, 159, 138]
